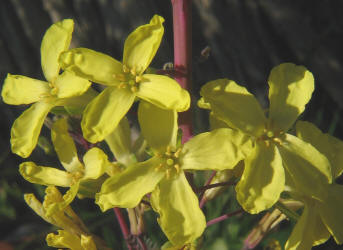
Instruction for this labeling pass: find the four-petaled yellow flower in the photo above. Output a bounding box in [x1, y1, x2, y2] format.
[200, 63, 333, 214]
[24, 186, 99, 250]
[284, 121, 343, 250]
[1, 19, 93, 158]
[96, 101, 252, 247]
[59, 15, 190, 143]
[19, 118, 111, 215]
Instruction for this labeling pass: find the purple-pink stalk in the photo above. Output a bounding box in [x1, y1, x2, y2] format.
[113, 207, 133, 250]
[172, 0, 193, 143]
[207, 209, 245, 227]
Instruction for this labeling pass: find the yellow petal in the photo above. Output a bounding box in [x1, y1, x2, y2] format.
[318, 184, 343, 244]
[81, 87, 135, 143]
[268, 63, 314, 132]
[54, 70, 91, 98]
[11, 101, 53, 158]
[46, 230, 83, 250]
[19, 162, 73, 187]
[200, 79, 267, 137]
[285, 202, 330, 250]
[51, 118, 83, 173]
[95, 157, 164, 210]
[181, 128, 252, 171]
[278, 134, 333, 200]
[151, 173, 206, 247]
[236, 143, 284, 214]
[137, 74, 190, 112]
[59, 48, 122, 86]
[123, 15, 164, 74]
[138, 101, 177, 152]
[41, 19, 74, 82]
[45, 182, 80, 216]
[296, 121, 343, 179]
[83, 147, 109, 180]
[24, 193, 54, 225]
[1, 74, 49, 105]
[105, 117, 134, 166]
[209, 112, 229, 130]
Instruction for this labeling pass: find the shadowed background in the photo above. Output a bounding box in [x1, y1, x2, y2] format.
[0, 0, 342, 249]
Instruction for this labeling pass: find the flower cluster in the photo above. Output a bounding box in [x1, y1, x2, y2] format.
[2, 15, 343, 250]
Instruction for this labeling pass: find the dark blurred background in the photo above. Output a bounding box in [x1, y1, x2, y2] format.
[1, 0, 343, 249]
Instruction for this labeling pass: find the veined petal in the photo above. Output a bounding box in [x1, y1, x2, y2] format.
[95, 157, 164, 210]
[285, 202, 330, 250]
[236, 143, 284, 214]
[268, 63, 314, 132]
[123, 15, 164, 74]
[105, 117, 134, 166]
[19, 162, 73, 187]
[278, 134, 333, 200]
[83, 147, 109, 180]
[138, 101, 177, 152]
[51, 118, 82, 173]
[181, 128, 252, 171]
[81, 86, 135, 143]
[11, 101, 54, 158]
[200, 79, 267, 137]
[41, 19, 74, 82]
[137, 74, 190, 112]
[45, 182, 80, 216]
[59, 48, 123, 86]
[318, 184, 343, 244]
[1, 74, 49, 105]
[151, 173, 206, 247]
[54, 71, 91, 98]
[46, 230, 83, 250]
[296, 121, 343, 179]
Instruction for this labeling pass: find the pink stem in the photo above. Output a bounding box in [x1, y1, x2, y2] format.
[206, 209, 244, 227]
[172, 0, 193, 143]
[199, 171, 217, 208]
[113, 208, 133, 250]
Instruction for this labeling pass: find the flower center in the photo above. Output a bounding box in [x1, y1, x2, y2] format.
[155, 146, 182, 179]
[71, 169, 84, 185]
[113, 65, 143, 93]
[258, 128, 284, 146]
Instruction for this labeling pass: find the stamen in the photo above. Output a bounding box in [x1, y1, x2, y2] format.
[154, 163, 163, 171]
[123, 65, 130, 73]
[130, 86, 138, 92]
[174, 164, 180, 174]
[135, 75, 142, 82]
[174, 148, 182, 158]
[130, 67, 136, 76]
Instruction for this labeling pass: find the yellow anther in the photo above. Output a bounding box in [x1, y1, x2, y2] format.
[174, 164, 180, 174]
[166, 146, 172, 153]
[130, 67, 137, 76]
[264, 140, 270, 147]
[174, 148, 182, 158]
[123, 65, 130, 73]
[166, 158, 174, 166]
[273, 137, 283, 145]
[130, 86, 138, 92]
[135, 75, 142, 82]
[128, 80, 135, 86]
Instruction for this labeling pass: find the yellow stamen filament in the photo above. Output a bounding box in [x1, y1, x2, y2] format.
[174, 148, 182, 158]
[131, 86, 138, 92]
[154, 163, 163, 171]
[135, 75, 142, 82]
[130, 67, 136, 76]
[166, 169, 171, 179]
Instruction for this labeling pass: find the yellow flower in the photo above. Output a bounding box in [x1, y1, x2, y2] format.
[59, 15, 190, 143]
[200, 63, 333, 214]
[24, 186, 98, 250]
[19, 118, 111, 215]
[1, 19, 93, 158]
[96, 101, 252, 247]
[284, 121, 343, 249]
